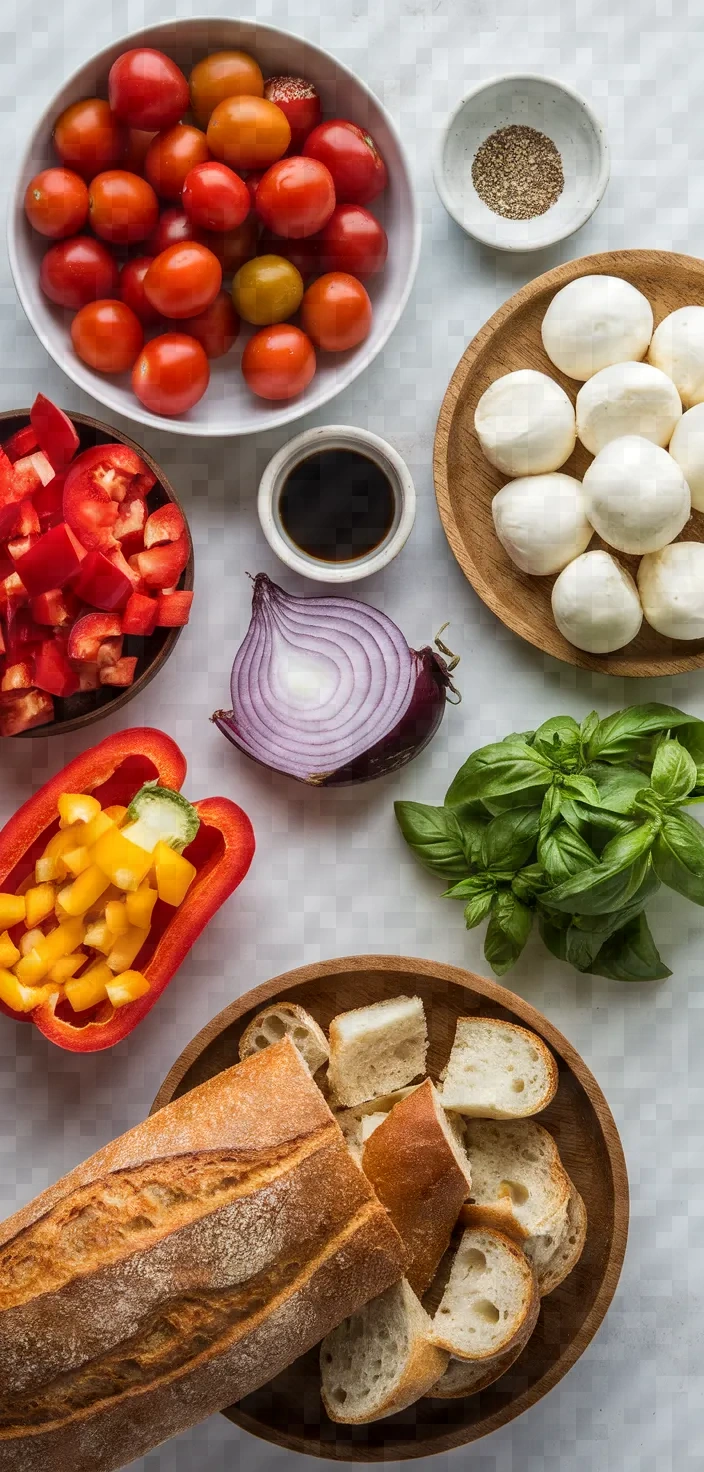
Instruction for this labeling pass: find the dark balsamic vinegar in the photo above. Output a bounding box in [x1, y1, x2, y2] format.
[278, 449, 396, 563]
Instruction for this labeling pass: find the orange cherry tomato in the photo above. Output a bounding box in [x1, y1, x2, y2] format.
[143, 242, 222, 319]
[180, 290, 239, 358]
[71, 299, 144, 374]
[53, 98, 124, 179]
[189, 50, 264, 127]
[207, 96, 291, 171]
[145, 124, 210, 200]
[241, 323, 316, 400]
[88, 170, 159, 245]
[300, 271, 372, 351]
[24, 168, 89, 238]
[132, 333, 210, 415]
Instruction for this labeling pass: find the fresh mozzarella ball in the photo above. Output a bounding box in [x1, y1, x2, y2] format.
[492, 473, 593, 575]
[576, 361, 682, 455]
[541, 275, 654, 381]
[638, 541, 704, 639]
[648, 306, 704, 408]
[474, 369, 576, 476]
[669, 403, 704, 511]
[552, 550, 643, 653]
[582, 435, 691, 554]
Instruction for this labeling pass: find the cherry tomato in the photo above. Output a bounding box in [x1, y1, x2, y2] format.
[301, 271, 372, 351]
[255, 156, 335, 239]
[24, 168, 88, 238]
[88, 170, 159, 245]
[119, 256, 161, 324]
[189, 50, 264, 127]
[122, 128, 157, 174]
[203, 216, 258, 273]
[143, 242, 222, 319]
[245, 170, 264, 207]
[320, 203, 388, 276]
[232, 254, 303, 325]
[53, 98, 124, 179]
[108, 49, 189, 131]
[207, 96, 290, 171]
[258, 230, 321, 280]
[39, 235, 120, 309]
[304, 120, 388, 204]
[242, 323, 316, 400]
[71, 299, 144, 374]
[145, 206, 205, 254]
[182, 160, 250, 232]
[263, 77, 321, 148]
[144, 124, 210, 201]
[179, 290, 239, 358]
[132, 333, 210, 415]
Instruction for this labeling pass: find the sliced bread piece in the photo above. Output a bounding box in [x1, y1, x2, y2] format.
[361, 1080, 472, 1297]
[427, 1227, 539, 1362]
[320, 1278, 448, 1424]
[328, 994, 428, 1107]
[239, 1002, 329, 1075]
[334, 1086, 420, 1164]
[439, 1017, 558, 1118]
[459, 1119, 571, 1243]
[525, 1182, 587, 1295]
[427, 1337, 529, 1398]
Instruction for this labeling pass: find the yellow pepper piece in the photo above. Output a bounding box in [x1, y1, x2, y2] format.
[106, 970, 150, 1008]
[0, 893, 26, 928]
[58, 865, 111, 917]
[19, 927, 45, 957]
[54, 895, 71, 922]
[35, 855, 66, 884]
[43, 824, 83, 860]
[104, 805, 128, 826]
[93, 828, 154, 892]
[63, 847, 93, 878]
[24, 883, 56, 929]
[105, 899, 130, 935]
[106, 926, 149, 974]
[14, 919, 85, 984]
[154, 842, 196, 907]
[0, 969, 58, 1013]
[83, 919, 115, 955]
[65, 961, 112, 1013]
[58, 792, 101, 828]
[0, 931, 19, 968]
[125, 887, 158, 929]
[81, 810, 116, 849]
[48, 952, 86, 984]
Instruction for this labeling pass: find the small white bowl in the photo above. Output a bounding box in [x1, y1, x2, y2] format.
[257, 425, 416, 583]
[435, 73, 609, 253]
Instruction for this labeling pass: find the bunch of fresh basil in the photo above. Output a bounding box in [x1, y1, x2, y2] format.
[395, 704, 704, 982]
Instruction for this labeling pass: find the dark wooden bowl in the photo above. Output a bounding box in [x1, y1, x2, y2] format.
[152, 954, 629, 1462]
[0, 409, 194, 737]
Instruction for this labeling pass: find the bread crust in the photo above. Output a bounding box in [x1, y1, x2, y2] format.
[530, 1185, 587, 1296]
[439, 1017, 559, 1118]
[426, 1333, 530, 1398]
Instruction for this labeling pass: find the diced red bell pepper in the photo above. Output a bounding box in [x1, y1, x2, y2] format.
[67, 611, 122, 661]
[100, 655, 138, 687]
[70, 549, 132, 611]
[113, 494, 147, 547]
[0, 688, 54, 736]
[108, 544, 142, 589]
[0, 626, 5, 656]
[0, 572, 28, 622]
[0, 550, 14, 585]
[143, 502, 185, 548]
[135, 533, 190, 589]
[33, 638, 80, 698]
[34, 472, 67, 530]
[96, 635, 124, 669]
[29, 452, 56, 487]
[5, 606, 44, 658]
[2, 426, 39, 463]
[62, 444, 156, 553]
[7, 535, 39, 562]
[9, 453, 54, 502]
[122, 591, 158, 636]
[0, 450, 28, 540]
[11, 499, 41, 538]
[14, 522, 86, 597]
[1, 660, 34, 692]
[78, 662, 101, 691]
[30, 588, 80, 628]
[155, 589, 194, 627]
[30, 395, 80, 472]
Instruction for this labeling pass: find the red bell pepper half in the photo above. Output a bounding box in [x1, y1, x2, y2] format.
[63, 444, 155, 551]
[0, 728, 255, 1051]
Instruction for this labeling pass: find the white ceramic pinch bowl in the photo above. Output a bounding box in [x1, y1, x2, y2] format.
[435, 73, 609, 253]
[9, 18, 421, 438]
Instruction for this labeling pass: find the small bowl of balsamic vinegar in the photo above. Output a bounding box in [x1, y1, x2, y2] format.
[257, 426, 416, 583]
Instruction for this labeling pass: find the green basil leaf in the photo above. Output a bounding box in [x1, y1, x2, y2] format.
[483, 892, 533, 975]
[676, 721, 704, 789]
[586, 704, 696, 762]
[650, 738, 697, 805]
[653, 811, 704, 904]
[584, 762, 650, 813]
[561, 773, 601, 805]
[538, 823, 599, 885]
[539, 784, 562, 838]
[542, 820, 658, 914]
[464, 891, 496, 929]
[480, 807, 540, 873]
[580, 710, 600, 746]
[511, 863, 547, 903]
[445, 740, 552, 812]
[560, 797, 636, 848]
[394, 802, 470, 882]
[532, 716, 581, 767]
[589, 912, 672, 982]
[538, 910, 569, 962]
[459, 816, 489, 867]
[443, 874, 496, 899]
[562, 865, 661, 971]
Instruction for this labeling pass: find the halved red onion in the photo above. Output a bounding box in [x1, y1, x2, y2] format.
[212, 575, 455, 786]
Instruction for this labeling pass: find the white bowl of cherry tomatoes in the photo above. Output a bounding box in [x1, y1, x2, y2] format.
[9, 19, 420, 436]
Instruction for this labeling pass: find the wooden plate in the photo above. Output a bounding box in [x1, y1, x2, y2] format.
[434, 248, 704, 677]
[152, 954, 628, 1462]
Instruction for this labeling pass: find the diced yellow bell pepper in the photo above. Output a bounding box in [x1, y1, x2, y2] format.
[63, 846, 93, 878]
[104, 805, 128, 826]
[43, 824, 83, 860]
[0, 893, 26, 928]
[81, 810, 116, 849]
[58, 793, 101, 828]
[35, 855, 66, 885]
[48, 952, 86, 984]
[14, 918, 86, 985]
[65, 961, 112, 1012]
[54, 895, 72, 922]
[58, 865, 111, 917]
[84, 919, 115, 955]
[125, 887, 158, 929]
[106, 926, 149, 974]
[0, 931, 20, 968]
[24, 883, 56, 928]
[105, 969, 150, 1008]
[19, 927, 45, 957]
[105, 899, 129, 935]
[0, 969, 58, 1013]
[153, 842, 196, 907]
[93, 828, 154, 892]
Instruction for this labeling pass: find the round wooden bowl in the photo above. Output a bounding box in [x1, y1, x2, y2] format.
[434, 248, 704, 677]
[0, 410, 194, 737]
[152, 954, 628, 1462]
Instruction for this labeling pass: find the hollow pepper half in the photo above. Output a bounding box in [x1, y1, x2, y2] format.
[0, 727, 255, 1051]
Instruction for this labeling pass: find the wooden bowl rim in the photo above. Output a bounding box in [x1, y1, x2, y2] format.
[433, 247, 704, 678]
[151, 953, 629, 1461]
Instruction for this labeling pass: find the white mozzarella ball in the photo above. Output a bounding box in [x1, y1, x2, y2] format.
[582, 435, 691, 554]
[474, 369, 576, 476]
[541, 275, 654, 381]
[669, 403, 704, 511]
[638, 541, 704, 639]
[648, 306, 704, 408]
[492, 473, 593, 575]
[576, 361, 682, 455]
[552, 550, 643, 653]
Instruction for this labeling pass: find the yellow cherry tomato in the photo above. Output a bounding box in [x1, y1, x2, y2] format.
[232, 254, 304, 326]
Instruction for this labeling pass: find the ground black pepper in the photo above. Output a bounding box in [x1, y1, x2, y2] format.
[472, 124, 564, 221]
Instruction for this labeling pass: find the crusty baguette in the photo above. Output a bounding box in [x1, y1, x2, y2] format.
[427, 1338, 528, 1398]
[320, 1279, 448, 1423]
[427, 1227, 539, 1362]
[0, 1039, 404, 1472]
[458, 1119, 570, 1242]
[525, 1182, 587, 1295]
[361, 1079, 472, 1297]
[328, 994, 428, 1107]
[334, 1086, 420, 1163]
[439, 1017, 558, 1118]
[239, 1001, 329, 1075]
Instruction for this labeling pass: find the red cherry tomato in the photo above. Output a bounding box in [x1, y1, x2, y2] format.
[241, 323, 316, 400]
[303, 120, 388, 204]
[39, 236, 119, 309]
[320, 204, 388, 276]
[182, 160, 250, 232]
[300, 272, 372, 351]
[255, 156, 335, 239]
[53, 98, 124, 178]
[145, 206, 205, 255]
[108, 49, 189, 131]
[145, 124, 210, 200]
[132, 333, 210, 416]
[262, 76, 321, 149]
[179, 290, 239, 358]
[24, 168, 89, 238]
[71, 299, 144, 374]
[122, 128, 157, 174]
[119, 256, 161, 324]
[202, 216, 258, 273]
[143, 242, 222, 319]
[245, 170, 265, 207]
[88, 170, 159, 245]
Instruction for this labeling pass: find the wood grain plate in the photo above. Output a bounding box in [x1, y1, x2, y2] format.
[434, 248, 704, 677]
[152, 954, 628, 1461]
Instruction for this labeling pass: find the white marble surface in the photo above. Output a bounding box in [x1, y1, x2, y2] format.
[1, 0, 702, 1468]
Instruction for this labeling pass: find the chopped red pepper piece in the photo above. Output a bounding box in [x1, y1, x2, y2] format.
[30, 394, 80, 471]
[14, 522, 86, 597]
[70, 548, 132, 610]
[155, 589, 193, 626]
[121, 590, 158, 636]
[0, 449, 29, 540]
[0, 625, 5, 656]
[108, 544, 142, 589]
[11, 499, 41, 538]
[2, 426, 39, 463]
[30, 588, 80, 627]
[0, 688, 53, 736]
[68, 612, 122, 661]
[62, 443, 155, 553]
[113, 494, 147, 545]
[5, 607, 44, 658]
[7, 535, 38, 562]
[34, 472, 67, 530]
[100, 655, 138, 686]
[78, 662, 101, 691]
[1, 660, 34, 692]
[136, 532, 190, 589]
[34, 638, 80, 698]
[96, 635, 124, 669]
[143, 502, 185, 548]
